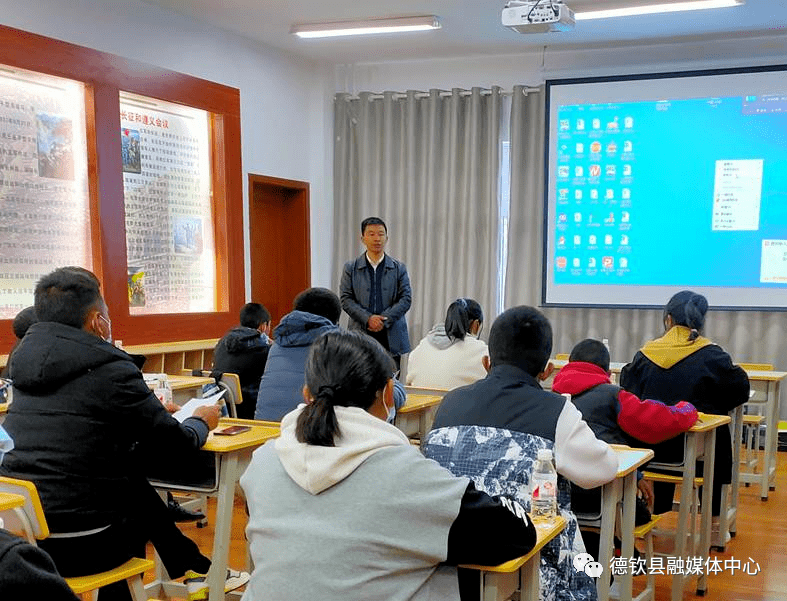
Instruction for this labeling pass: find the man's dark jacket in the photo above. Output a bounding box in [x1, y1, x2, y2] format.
[213, 326, 270, 419]
[0, 322, 209, 533]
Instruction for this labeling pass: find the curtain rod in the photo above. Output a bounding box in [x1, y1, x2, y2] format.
[338, 86, 541, 101]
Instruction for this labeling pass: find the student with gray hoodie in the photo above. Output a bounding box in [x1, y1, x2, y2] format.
[406, 298, 488, 390]
[241, 330, 537, 601]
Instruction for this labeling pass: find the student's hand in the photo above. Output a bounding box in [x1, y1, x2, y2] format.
[368, 315, 385, 332]
[638, 478, 655, 509]
[537, 362, 555, 382]
[193, 405, 220, 430]
[163, 402, 179, 414]
[482, 355, 491, 373]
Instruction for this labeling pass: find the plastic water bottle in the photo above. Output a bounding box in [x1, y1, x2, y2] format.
[531, 448, 558, 520]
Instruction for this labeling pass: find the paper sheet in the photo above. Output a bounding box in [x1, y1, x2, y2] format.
[172, 389, 226, 423]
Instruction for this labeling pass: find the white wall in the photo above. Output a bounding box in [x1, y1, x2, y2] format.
[0, 0, 334, 290]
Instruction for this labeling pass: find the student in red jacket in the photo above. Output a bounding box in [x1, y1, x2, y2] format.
[552, 338, 698, 528]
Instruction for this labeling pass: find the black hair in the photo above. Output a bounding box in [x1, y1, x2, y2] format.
[34, 268, 103, 329]
[569, 338, 610, 372]
[488, 306, 552, 377]
[293, 287, 342, 324]
[361, 217, 387, 235]
[11, 306, 37, 340]
[664, 290, 708, 342]
[239, 302, 270, 329]
[445, 298, 484, 342]
[296, 330, 394, 446]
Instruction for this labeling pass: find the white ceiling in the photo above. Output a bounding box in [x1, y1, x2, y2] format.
[142, 0, 787, 64]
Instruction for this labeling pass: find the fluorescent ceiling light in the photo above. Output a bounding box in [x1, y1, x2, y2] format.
[575, 0, 744, 20]
[292, 15, 440, 39]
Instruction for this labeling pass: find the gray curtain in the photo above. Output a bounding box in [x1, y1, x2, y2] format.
[505, 85, 787, 413]
[333, 88, 503, 355]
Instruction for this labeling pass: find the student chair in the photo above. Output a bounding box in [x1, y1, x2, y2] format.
[0, 476, 153, 601]
[183, 369, 242, 418]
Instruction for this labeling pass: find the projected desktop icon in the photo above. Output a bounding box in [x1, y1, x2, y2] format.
[604, 234, 613, 245]
[574, 212, 583, 222]
[592, 118, 601, 129]
[589, 235, 597, 245]
[624, 141, 633, 152]
[558, 213, 567, 222]
[602, 256, 614, 269]
[559, 188, 568, 201]
[606, 189, 614, 199]
[607, 142, 617, 154]
[588, 257, 596, 268]
[621, 211, 630, 223]
[605, 213, 615, 224]
[574, 235, 581, 245]
[575, 166, 584, 177]
[576, 119, 585, 130]
[621, 234, 629, 245]
[620, 258, 628, 269]
[623, 165, 632, 176]
[590, 189, 599, 200]
[558, 166, 569, 177]
[607, 118, 619, 130]
[589, 164, 601, 177]
[590, 141, 602, 154]
[575, 190, 583, 200]
[606, 165, 616, 177]
[556, 257, 567, 269]
[622, 188, 631, 200]
[624, 116, 634, 128]
[573, 258, 581, 268]
[560, 119, 570, 131]
[576, 143, 584, 153]
[558, 235, 566, 246]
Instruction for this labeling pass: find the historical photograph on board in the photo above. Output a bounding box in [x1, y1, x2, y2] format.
[36, 113, 74, 180]
[173, 216, 203, 255]
[121, 127, 141, 173]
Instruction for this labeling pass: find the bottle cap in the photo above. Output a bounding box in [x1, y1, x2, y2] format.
[537, 448, 553, 461]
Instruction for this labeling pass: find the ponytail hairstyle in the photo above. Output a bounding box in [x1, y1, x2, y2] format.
[444, 298, 484, 342]
[296, 330, 394, 446]
[664, 290, 709, 342]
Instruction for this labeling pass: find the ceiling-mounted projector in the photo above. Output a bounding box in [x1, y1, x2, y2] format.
[502, 1, 575, 33]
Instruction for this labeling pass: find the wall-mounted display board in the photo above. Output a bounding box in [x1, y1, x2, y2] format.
[0, 24, 243, 351]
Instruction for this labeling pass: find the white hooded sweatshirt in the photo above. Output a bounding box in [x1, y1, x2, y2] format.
[240, 404, 469, 601]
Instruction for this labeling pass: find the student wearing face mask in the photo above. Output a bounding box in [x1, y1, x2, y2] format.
[406, 298, 488, 390]
[241, 330, 537, 601]
[0, 267, 248, 601]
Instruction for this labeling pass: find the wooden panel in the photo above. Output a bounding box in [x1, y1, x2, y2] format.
[0, 24, 244, 352]
[249, 174, 311, 329]
[163, 354, 185, 376]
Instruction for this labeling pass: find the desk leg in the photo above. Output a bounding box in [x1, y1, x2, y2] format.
[619, 472, 636, 601]
[672, 432, 698, 601]
[727, 406, 742, 538]
[760, 381, 781, 499]
[208, 453, 239, 601]
[597, 478, 620, 601]
[697, 429, 715, 596]
[520, 551, 540, 601]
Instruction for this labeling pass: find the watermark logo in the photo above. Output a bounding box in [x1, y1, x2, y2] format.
[573, 554, 761, 578]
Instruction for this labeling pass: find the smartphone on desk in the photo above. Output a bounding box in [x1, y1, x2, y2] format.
[214, 425, 252, 436]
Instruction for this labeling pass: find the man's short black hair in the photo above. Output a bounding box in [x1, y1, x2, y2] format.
[569, 338, 610, 372]
[12, 306, 37, 340]
[488, 306, 552, 377]
[293, 287, 342, 324]
[240, 303, 270, 329]
[34, 268, 103, 329]
[361, 217, 387, 235]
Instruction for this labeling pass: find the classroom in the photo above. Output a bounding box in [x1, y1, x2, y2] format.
[0, 1, 786, 600]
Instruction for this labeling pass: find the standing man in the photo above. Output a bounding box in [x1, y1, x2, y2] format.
[340, 217, 412, 370]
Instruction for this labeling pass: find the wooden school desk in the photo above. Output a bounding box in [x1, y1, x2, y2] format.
[394, 394, 443, 440]
[145, 374, 214, 405]
[738, 369, 787, 500]
[649, 412, 729, 601]
[591, 446, 654, 601]
[461, 516, 566, 601]
[147, 418, 280, 601]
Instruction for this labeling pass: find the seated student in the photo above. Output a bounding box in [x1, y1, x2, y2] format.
[241, 330, 537, 601]
[0, 305, 37, 379]
[620, 291, 749, 547]
[212, 302, 272, 419]
[0, 424, 79, 601]
[552, 339, 698, 553]
[255, 287, 405, 421]
[406, 298, 488, 390]
[423, 306, 619, 601]
[0, 267, 248, 601]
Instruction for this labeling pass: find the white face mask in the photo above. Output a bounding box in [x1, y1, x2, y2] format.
[386, 400, 396, 423]
[97, 313, 113, 344]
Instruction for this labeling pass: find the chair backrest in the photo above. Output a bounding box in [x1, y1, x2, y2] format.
[185, 369, 242, 418]
[555, 353, 570, 361]
[739, 362, 774, 371]
[0, 476, 49, 541]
